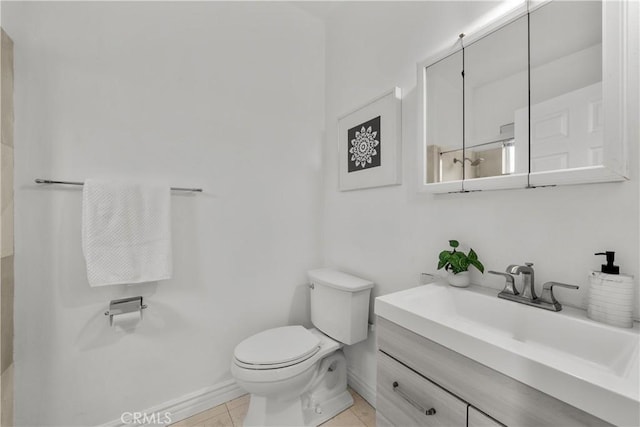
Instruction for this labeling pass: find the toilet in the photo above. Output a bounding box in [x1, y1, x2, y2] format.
[231, 268, 374, 427]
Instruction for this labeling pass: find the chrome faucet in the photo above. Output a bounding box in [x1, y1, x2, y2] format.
[489, 263, 579, 312]
[507, 262, 536, 300]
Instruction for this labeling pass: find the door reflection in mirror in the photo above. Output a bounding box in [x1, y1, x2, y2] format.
[529, 1, 602, 172]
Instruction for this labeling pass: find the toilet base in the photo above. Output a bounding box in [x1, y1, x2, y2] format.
[242, 350, 352, 427]
[302, 389, 353, 426]
[242, 395, 305, 427]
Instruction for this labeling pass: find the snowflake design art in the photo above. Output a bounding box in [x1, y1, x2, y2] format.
[349, 125, 379, 168]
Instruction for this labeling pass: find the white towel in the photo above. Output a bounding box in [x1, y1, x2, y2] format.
[82, 179, 172, 286]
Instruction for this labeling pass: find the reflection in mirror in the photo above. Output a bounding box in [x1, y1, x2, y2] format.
[464, 15, 528, 180]
[425, 50, 463, 184]
[529, 1, 602, 173]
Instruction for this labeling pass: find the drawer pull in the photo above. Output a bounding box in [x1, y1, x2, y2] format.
[392, 381, 437, 416]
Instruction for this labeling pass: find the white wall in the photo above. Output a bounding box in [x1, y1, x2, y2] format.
[323, 1, 639, 399]
[3, 0, 638, 422]
[2, 2, 324, 425]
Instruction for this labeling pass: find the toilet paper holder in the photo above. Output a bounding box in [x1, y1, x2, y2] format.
[104, 296, 148, 326]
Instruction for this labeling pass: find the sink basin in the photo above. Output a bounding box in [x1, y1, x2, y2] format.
[375, 282, 640, 426]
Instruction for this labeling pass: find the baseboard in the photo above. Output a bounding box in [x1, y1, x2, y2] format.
[347, 368, 376, 408]
[99, 379, 246, 427]
[98, 369, 372, 426]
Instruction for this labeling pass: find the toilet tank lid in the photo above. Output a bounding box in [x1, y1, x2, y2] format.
[307, 268, 374, 292]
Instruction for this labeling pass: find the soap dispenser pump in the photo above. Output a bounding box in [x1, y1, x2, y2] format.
[594, 251, 619, 275]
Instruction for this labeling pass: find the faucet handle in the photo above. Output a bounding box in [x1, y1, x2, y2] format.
[542, 282, 579, 292]
[539, 282, 579, 311]
[421, 272, 439, 284]
[489, 271, 519, 296]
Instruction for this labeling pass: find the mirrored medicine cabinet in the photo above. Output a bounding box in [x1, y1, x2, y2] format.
[420, 0, 636, 193]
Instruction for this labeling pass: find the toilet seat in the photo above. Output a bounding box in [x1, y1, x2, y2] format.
[234, 326, 321, 370]
[231, 328, 341, 384]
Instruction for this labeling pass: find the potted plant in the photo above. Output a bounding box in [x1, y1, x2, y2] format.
[437, 240, 484, 287]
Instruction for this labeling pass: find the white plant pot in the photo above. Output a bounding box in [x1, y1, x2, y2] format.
[447, 271, 470, 288]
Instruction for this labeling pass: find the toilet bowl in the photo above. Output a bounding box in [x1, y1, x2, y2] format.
[230, 269, 374, 427]
[232, 327, 350, 426]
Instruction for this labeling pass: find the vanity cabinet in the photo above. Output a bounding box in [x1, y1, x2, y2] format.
[467, 405, 504, 427]
[376, 317, 612, 427]
[468, 407, 504, 427]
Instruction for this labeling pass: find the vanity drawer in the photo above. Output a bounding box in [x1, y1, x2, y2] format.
[468, 406, 505, 427]
[377, 350, 468, 426]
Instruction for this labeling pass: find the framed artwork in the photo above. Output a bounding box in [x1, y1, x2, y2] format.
[338, 87, 402, 191]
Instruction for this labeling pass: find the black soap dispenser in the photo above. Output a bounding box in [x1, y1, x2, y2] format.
[594, 251, 619, 275]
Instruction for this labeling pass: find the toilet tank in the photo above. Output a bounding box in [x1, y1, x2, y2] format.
[308, 269, 374, 345]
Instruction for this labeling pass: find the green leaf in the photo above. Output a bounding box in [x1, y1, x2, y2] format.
[450, 252, 469, 273]
[449, 240, 459, 248]
[468, 248, 478, 261]
[449, 253, 463, 272]
[438, 250, 451, 262]
[448, 257, 457, 270]
[452, 251, 465, 262]
[469, 259, 485, 273]
[437, 260, 448, 270]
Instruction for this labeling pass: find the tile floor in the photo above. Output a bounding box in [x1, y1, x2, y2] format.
[170, 388, 375, 427]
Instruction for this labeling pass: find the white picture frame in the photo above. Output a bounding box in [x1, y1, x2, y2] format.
[338, 87, 402, 191]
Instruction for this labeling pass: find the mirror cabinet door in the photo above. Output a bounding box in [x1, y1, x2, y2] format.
[529, 1, 603, 177]
[424, 50, 464, 191]
[463, 15, 529, 190]
[421, 0, 628, 193]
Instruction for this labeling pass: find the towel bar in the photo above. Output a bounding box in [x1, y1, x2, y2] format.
[35, 179, 203, 193]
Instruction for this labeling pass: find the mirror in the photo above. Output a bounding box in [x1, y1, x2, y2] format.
[464, 15, 529, 182]
[425, 50, 463, 186]
[421, 0, 629, 193]
[529, 1, 602, 173]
